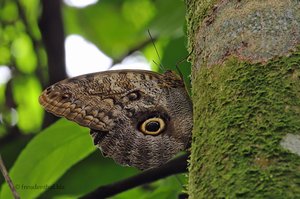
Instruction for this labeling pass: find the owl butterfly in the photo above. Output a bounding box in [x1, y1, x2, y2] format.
[39, 70, 192, 170]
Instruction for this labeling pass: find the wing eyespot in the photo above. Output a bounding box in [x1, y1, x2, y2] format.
[139, 117, 166, 135]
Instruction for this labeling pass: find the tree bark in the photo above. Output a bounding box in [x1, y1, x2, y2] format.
[186, 0, 300, 198]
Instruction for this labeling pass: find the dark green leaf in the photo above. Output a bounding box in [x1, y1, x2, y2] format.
[0, 119, 95, 199]
[41, 151, 138, 198]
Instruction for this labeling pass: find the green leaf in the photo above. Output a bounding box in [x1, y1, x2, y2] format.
[0, 1, 18, 22]
[20, 0, 41, 39]
[0, 119, 96, 199]
[63, 0, 154, 59]
[161, 36, 192, 91]
[113, 187, 146, 199]
[11, 33, 37, 74]
[141, 175, 187, 199]
[0, 46, 11, 64]
[148, 0, 185, 37]
[40, 151, 138, 198]
[114, 174, 187, 199]
[0, 84, 6, 108]
[12, 75, 43, 133]
[0, 136, 31, 185]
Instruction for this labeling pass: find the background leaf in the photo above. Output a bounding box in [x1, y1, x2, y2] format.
[12, 75, 43, 133]
[40, 151, 138, 198]
[0, 119, 95, 199]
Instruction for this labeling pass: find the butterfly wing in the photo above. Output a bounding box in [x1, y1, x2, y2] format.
[39, 70, 192, 170]
[41, 70, 160, 129]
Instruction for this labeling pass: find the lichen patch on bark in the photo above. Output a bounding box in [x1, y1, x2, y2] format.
[194, 0, 300, 69]
[280, 133, 300, 156]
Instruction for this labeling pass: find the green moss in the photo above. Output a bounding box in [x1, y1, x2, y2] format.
[189, 50, 300, 198]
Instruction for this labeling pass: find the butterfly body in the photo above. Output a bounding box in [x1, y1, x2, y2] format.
[39, 70, 192, 170]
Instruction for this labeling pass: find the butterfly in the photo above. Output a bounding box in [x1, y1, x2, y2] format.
[39, 69, 192, 170]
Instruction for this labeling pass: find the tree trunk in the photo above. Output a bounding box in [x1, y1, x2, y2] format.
[186, 0, 300, 198]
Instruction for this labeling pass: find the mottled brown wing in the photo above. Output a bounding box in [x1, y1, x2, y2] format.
[39, 69, 193, 170]
[39, 70, 184, 132]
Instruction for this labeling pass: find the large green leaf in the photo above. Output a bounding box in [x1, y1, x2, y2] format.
[0, 119, 96, 199]
[40, 151, 138, 198]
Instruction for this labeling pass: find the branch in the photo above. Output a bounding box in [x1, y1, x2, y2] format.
[81, 153, 189, 199]
[0, 155, 20, 199]
[39, 0, 67, 128]
[39, 0, 67, 85]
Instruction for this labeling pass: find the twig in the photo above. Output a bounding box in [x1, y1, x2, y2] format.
[81, 153, 189, 199]
[0, 155, 20, 199]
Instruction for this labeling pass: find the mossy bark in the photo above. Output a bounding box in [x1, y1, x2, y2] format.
[186, 0, 300, 198]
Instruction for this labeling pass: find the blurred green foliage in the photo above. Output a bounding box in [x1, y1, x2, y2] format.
[0, 0, 190, 198]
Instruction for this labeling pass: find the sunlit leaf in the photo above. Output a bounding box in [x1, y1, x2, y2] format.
[3, 25, 18, 43]
[0, 119, 96, 199]
[12, 75, 43, 133]
[20, 0, 41, 38]
[113, 187, 146, 199]
[0, 46, 11, 64]
[0, 84, 5, 107]
[0, 1, 18, 22]
[143, 37, 170, 72]
[122, 0, 156, 29]
[11, 33, 37, 74]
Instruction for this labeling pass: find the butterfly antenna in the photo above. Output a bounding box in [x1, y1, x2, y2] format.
[152, 60, 160, 69]
[175, 48, 194, 81]
[175, 64, 184, 81]
[147, 29, 165, 71]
